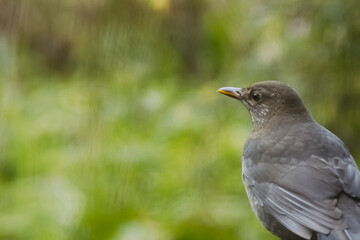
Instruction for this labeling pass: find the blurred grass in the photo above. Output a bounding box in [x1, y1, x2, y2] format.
[0, 72, 277, 239]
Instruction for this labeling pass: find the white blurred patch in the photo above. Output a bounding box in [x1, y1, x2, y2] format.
[165, 101, 193, 131]
[229, 126, 249, 150]
[38, 176, 84, 227]
[256, 40, 282, 64]
[208, 197, 241, 225]
[113, 221, 166, 240]
[286, 18, 311, 39]
[141, 90, 163, 112]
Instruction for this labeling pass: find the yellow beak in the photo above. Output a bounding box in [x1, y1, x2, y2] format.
[217, 87, 242, 99]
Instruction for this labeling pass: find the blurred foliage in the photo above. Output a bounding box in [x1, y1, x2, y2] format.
[0, 0, 360, 239]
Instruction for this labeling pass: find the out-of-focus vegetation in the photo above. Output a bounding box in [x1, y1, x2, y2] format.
[0, 0, 360, 239]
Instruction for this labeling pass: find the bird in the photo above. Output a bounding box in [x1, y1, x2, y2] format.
[217, 81, 360, 240]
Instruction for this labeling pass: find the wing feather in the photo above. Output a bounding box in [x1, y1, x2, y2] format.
[243, 154, 346, 239]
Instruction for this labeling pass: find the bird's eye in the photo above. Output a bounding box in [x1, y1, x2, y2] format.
[251, 92, 262, 102]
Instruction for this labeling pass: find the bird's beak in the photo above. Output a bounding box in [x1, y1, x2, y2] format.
[217, 87, 243, 100]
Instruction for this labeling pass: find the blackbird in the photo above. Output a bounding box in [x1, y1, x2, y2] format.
[218, 81, 360, 240]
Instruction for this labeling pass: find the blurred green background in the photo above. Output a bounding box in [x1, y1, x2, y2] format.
[1, 0, 360, 239]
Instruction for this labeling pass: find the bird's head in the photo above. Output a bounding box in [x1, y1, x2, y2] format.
[218, 81, 312, 130]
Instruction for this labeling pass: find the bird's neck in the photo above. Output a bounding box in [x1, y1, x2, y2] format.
[250, 110, 313, 137]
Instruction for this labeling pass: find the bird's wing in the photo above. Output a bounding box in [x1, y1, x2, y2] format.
[320, 126, 360, 199]
[243, 155, 345, 239]
[329, 155, 360, 199]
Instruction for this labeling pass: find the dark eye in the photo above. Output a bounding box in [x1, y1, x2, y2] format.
[251, 92, 262, 102]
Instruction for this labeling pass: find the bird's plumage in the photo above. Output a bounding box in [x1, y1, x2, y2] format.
[218, 81, 360, 240]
